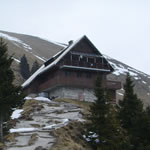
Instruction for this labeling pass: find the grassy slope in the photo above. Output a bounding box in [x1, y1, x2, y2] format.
[51, 121, 92, 150]
[50, 98, 93, 150]
[56, 98, 91, 117]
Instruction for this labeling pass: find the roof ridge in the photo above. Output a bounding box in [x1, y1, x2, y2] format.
[22, 35, 86, 88]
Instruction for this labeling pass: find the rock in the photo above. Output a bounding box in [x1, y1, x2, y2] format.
[34, 146, 42, 150]
[28, 133, 38, 145]
[34, 146, 47, 150]
[31, 124, 41, 128]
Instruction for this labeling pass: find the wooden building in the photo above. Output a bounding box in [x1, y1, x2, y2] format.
[22, 35, 121, 102]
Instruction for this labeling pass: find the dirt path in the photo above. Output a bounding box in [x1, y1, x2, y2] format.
[5, 99, 84, 150]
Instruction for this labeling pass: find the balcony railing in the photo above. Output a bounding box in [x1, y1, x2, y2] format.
[60, 60, 110, 70]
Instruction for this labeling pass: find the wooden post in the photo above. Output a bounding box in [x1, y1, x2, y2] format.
[102, 57, 104, 69]
[71, 54, 72, 65]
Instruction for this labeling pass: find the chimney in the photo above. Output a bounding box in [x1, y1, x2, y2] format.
[68, 40, 73, 45]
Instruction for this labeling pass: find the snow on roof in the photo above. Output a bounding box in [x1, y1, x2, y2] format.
[22, 36, 85, 88]
[22, 65, 44, 88]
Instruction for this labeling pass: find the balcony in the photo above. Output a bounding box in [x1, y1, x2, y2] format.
[60, 60, 111, 71]
[106, 80, 121, 90]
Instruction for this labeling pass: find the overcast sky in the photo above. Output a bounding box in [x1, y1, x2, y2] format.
[1, 0, 150, 74]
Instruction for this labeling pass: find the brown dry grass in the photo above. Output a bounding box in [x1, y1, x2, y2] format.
[4, 133, 19, 143]
[21, 100, 43, 120]
[50, 121, 92, 150]
[55, 98, 92, 118]
[49, 99, 93, 150]
[28, 133, 38, 145]
[0, 142, 5, 150]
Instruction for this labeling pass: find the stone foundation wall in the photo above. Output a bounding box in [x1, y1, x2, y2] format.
[48, 86, 96, 102]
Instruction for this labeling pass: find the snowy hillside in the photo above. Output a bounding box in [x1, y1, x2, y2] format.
[0, 31, 64, 62]
[104, 55, 150, 79]
[105, 55, 150, 106]
[0, 30, 150, 105]
[0, 30, 63, 85]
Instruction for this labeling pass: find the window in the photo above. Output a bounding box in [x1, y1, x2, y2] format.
[79, 56, 86, 64]
[88, 57, 94, 63]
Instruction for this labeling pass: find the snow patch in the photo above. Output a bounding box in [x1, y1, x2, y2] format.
[12, 57, 20, 63]
[129, 71, 138, 77]
[119, 64, 125, 69]
[62, 118, 69, 124]
[103, 54, 113, 60]
[120, 88, 124, 91]
[142, 81, 147, 84]
[43, 124, 57, 130]
[11, 109, 23, 119]
[24, 96, 32, 100]
[134, 77, 141, 80]
[83, 132, 99, 143]
[117, 92, 124, 96]
[109, 61, 143, 79]
[109, 61, 128, 76]
[0, 32, 32, 51]
[10, 128, 38, 133]
[105, 57, 148, 77]
[34, 54, 46, 62]
[0, 32, 22, 43]
[34, 96, 51, 102]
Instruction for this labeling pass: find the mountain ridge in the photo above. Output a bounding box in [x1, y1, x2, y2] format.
[0, 30, 150, 106]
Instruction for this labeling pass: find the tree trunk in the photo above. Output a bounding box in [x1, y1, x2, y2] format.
[0, 113, 3, 142]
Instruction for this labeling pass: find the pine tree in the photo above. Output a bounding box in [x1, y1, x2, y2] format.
[119, 73, 144, 149]
[0, 38, 25, 141]
[119, 73, 143, 130]
[86, 76, 130, 150]
[20, 54, 30, 80]
[134, 106, 150, 150]
[31, 60, 40, 75]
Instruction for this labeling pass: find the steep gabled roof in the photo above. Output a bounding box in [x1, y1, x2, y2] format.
[22, 36, 84, 88]
[22, 35, 114, 88]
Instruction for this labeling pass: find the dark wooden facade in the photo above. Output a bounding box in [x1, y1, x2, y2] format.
[23, 36, 121, 102]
